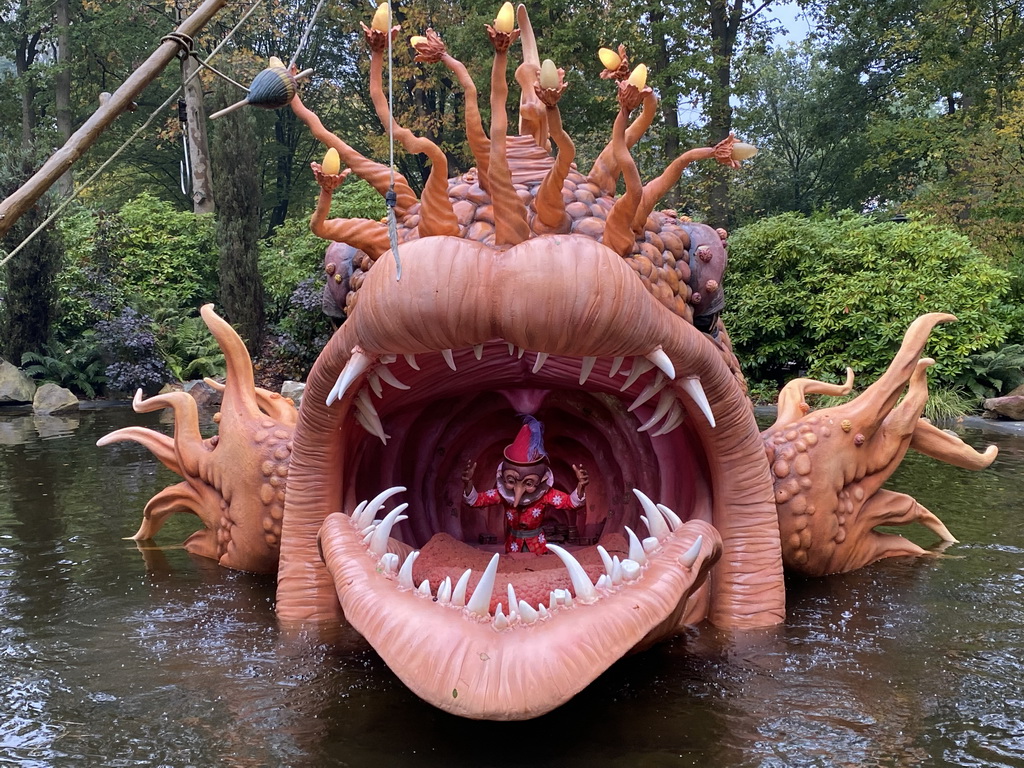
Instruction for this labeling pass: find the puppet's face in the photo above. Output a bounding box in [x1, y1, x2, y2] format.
[501, 462, 549, 507]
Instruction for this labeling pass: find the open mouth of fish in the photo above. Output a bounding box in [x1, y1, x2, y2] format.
[278, 234, 783, 720]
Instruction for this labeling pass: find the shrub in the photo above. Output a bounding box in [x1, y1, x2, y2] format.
[94, 307, 173, 394]
[953, 343, 1024, 400]
[724, 211, 1011, 388]
[21, 333, 108, 398]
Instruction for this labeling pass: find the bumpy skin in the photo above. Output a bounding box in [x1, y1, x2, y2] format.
[764, 313, 998, 575]
[101, 8, 997, 722]
[98, 305, 296, 574]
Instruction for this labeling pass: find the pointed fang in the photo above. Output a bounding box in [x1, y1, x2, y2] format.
[628, 373, 667, 412]
[609, 356, 625, 377]
[596, 545, 615, 578]
[473, 344, 484, 360]
[518, 600, 539, 624]
[437, 576, 453, 605]
[620, 357, 654, 392]
[679, 535, 704, 569]
[441, 348, 457, 371]
[580, 356, 597, 385]
[624, 526, 648, 566]
[682, 376, 716, 428]
[398, 550, 420, 590]
[638, 390, 677, 433]
[532, 352, 549, 374]
[452, 569, 472, 607]
[404, 353, 420, 371]
[651, 402, 685, 437]
[466, 553, 500, 616]
[368, 503, 409, 557]
[646, 346, 676, 380]
[546, 544, 598, 604]
[327, 348, 372, 406]
[417, 579, 432, 597]
[376, 365, 410, 391]
[633, 488, 671, 539]
[354, 486, 406, 529]
[656, 502, 683, 531]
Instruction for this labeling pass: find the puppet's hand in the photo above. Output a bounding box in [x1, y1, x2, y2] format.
[462, 460, 477, 494]
[573, 464, 589, 496]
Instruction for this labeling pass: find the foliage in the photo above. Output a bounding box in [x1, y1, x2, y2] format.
[55, 194, 218, 335]
[94, 307, 173, 394]
[952, 343, 1024, 400]
[20, 334, 108, 399]
[152, 311, 226, 382]
[723, 211, 1011, 388]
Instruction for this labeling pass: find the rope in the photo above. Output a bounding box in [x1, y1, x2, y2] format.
[0, 0, 266, 269]
[385, 0, 402, 281]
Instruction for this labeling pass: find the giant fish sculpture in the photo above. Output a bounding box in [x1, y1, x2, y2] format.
[99, 4, 997, 721]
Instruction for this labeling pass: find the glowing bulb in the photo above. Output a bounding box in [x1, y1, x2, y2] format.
[539, 59, 558, 89]
[598, 47, 621, 71]
[322, 148, 341, 175]
[494, 2, 515, 33]
[268, 56, 285, 69]
[410, 35, 427, 47]
[371, 2, 391, 32]
[627, 63, 648, 89]
[731, 142, 758, 161]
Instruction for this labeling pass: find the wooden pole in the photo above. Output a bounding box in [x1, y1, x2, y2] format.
[0, 0, 229, 238]
[178, 5, 216, 214]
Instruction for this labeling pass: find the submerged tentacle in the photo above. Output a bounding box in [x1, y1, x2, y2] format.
[97, 426, 180, 474]
[133, 482, 209, 540]
[910, 419, 999, 469]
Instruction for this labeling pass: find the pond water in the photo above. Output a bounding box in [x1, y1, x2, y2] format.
[1, 407, 1023, 767]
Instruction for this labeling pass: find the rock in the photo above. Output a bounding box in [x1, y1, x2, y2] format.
[983, 395, 1024, 421]
[1007, 383, 1024, 398]
[0, 361, 36, 403]
[184, 379, 222, 408]
[281, 380, 305, 406]
[32, 382, 79, 414]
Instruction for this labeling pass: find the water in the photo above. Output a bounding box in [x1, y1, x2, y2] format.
[1, 408, 1022, 767]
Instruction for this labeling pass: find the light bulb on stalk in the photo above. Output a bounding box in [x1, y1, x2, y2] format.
[598, 47, 621, 71]
[627, 63, 648, 89]
[371, 2, 391, 32]
[494, 2, 515, 33]
[321, 147, 342, 175]
[539, 59, 559, 89]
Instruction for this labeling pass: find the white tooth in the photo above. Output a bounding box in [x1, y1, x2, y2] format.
[562, 591, 574, 607]
[679, 535, 704, 569]
[642, 536, 660, 554]
[549, 590, 558, 610]
[646, 346, 676, 380]
[473, 344, 484, 360]
[493, 604, 509, 630]
[624, 526, 648, 566]
[518, 600, 538, 624]
[507, 583, 518, 611]
[546, 544, 598, 604]
[417, 579, 432, 597]
[403, 353, 420, 370]
[627, 373, 666, 412]
[611, 556, 623, 585]
[633, 489, 671, 539]
[517, 346, 526, 359]
[656, 503, 683, 531]
[595, 574, 611, 590]
[376, 365, 410, 390]
[356, 389, 388, 443]
[354, 486, 406, 529]
[327, 348, 373, 405]
[349, 499, 368, 522]
[609, 356, 625, 377]
[379, 552, 399, 575]
[441, 348, 457, 371]
[638, 390, 677, 432]
[651, 402, 685, 437]
[367, 370, 384, 398]
[621, 558, 641, 582]
[379, 354, 397, 364]
[466, 553, 500, 616]
[620, 357, 653, 392]
[437, 576, 453, 605]
[538, 604, 551, 620]
[596, 545, 614, 577]
[368, 503, 409, 556]
[682, 376, 716, 428]
[532, 352, 549, 374]
[398, 550, 420, 590]
[579, 356, 597, 385]
[362, 528, 376, 546]
[507, 342, 515, 355]
[354, 408, 388, 444]
[452, 569, 472, 607]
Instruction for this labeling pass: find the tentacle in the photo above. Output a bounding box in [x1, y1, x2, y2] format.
[200, 305, 263, 428]
[97, 426, 180, 474]
[130, 388, 207, 477]
[206, 377, 298, 427]
[310, 185, 390, 259]
[587, 90, 657, 195]
[772, 367, 855, 428]
[132, 482, 207, 540]
[532, 76, 573, 233]
[630, 147, 716, 232]
[603, 84, 649, 257]
[441, 53, 490, 190]
[290, 93, 417, 216]
[515, 5, 547, 148]
[367, 35, 458, 237]
[861, 489, 957, 543]
[487, 27, 531, 245]
[910, 419, 999, 469]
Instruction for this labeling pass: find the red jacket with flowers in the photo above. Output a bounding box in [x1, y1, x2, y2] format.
[465, 486, 585, 553]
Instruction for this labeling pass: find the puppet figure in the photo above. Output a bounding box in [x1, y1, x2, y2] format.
[462, 416, 589, 554]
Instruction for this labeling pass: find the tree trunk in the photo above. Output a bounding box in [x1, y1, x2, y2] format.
[652, 9, 681, 205]
[180, 52, 216, 214]
[211, 85, 265, 355]
[707, 0, 739, 226]
[55, 0, 73, 197]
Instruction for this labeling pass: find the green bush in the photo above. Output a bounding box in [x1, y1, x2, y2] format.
[724, 211, 1011, 387]
[55, 194, 218, 334]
